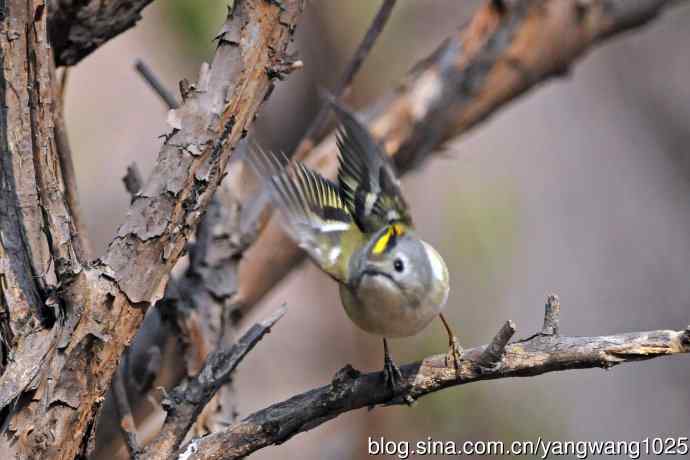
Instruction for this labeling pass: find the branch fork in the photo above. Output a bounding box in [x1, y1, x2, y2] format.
[176, 294, 689, 459]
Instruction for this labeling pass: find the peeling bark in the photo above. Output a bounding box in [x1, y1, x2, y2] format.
[0, 0, 686, 458]
[48, 0, 155, 66]
[103, 0, 302, 306]
[141, 306, 287, 460]
[0, 1, 303, 458]
[0, 0, 82, 427]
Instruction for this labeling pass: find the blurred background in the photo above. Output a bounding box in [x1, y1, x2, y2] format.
[65, 1, 690, 458]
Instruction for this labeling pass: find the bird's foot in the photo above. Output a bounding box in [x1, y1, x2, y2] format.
[445, 336, 464, 374]
[383, 354, 415, 406]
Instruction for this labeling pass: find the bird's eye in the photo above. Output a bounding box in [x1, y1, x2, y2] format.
[393, 258, 404, 273]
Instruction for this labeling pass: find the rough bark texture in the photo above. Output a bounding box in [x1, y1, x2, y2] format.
[155, 184, 251, 434]
[228, 0, 686, 323]
[102, 0, 301, 306]
[0, 1, 303, 458]
[48, 0, 155, 66]
[141, 306, 286, 460]
[0, 0, 82, 434]
[0, 0, 687, 458]
[180, 323, 690, 459]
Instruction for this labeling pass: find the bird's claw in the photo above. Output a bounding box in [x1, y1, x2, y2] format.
[383, 355, 415, 406]
[477, 360, 502, 375]
[445, 336, 463, 373]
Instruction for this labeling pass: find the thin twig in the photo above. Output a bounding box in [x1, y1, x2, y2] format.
[542, 294, 561, 335]
[180, 317, 690, 460]
[54, 67, 92, 259]
[123, 163, 144, 198]
[112, 362, 141, 459]
[134, 59, 179, 109]
[294, 0, 397, 159]
[140, 305, 288, 460]
[478, 320, 516, 369]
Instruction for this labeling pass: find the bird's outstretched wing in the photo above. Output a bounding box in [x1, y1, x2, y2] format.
[246, 144, 356, 281]
[332, 101, 413, 233]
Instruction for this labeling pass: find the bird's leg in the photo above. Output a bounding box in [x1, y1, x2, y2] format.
[382, 338, 415, 405]
[439, 313, 463, 372]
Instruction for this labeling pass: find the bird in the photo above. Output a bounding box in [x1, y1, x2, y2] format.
[246, 100, 461, 401]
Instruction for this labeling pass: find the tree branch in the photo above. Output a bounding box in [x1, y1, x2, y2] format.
[112, 363, 142, 459]
[0, 0, 82, 420]
[134, 59, 180, 110]
[141, 306, 287, 459]
[179, 296, 690, 459]
[49, 0, 155, 66]
[295, 0, 397, 157]
[102, 0, 301, 305]
[229, 0, 689, 323]
[477, 320, 516, 369]
[117, 61, 251, 450]
[55, 68, 92, 259]
[0, 1, 303, 458]
[542, 293, 561, 336]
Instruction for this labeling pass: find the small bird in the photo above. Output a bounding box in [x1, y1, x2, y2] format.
[247, 101, 461, 400]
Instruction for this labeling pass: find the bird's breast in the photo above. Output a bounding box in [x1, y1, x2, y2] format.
[339, 277, 444, 338]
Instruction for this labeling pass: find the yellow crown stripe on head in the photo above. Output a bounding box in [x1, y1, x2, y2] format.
[371, 223, 406, 255]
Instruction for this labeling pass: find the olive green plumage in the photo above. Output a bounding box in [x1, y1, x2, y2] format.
[247, 101, 450, 340]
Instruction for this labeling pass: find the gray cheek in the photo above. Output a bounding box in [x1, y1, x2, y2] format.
[397, 269, 426, 308]
[348, 247, 369, 285]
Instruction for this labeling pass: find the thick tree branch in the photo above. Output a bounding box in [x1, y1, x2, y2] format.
[229, 0, 688, 323]
[141, 306, 287, 459]
[102, 0, 301, 305]
[0, 1, 303, 458]
[180, 300, 690, 459]
[49, 0, 155, 66]
[0, 0, 82, 421]
[116, 62, 250, 451]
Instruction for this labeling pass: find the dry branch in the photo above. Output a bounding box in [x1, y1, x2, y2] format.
[113, 367, 142, 459]
[179, 298, 690, 459]
[102, 0, 301, 305]
[0, 1, 303, 458]
[49, 0, 155, 66]
[55, 68, 92, 259]
[135, 59, 180, 110]
[122, 60, 251, 449]
[295, 0, 397, 157]
[0, 0, 686, 458]
[542, 294, 561, 335]
[477, 320, 516, 369]
[141, 306, 287, 459]
[0, 0, 82, 422]
[229, 0, 688, 324]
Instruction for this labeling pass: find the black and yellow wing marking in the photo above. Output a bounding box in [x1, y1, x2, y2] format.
[246, 144, 355, 281]
[332, 101, 412, 233]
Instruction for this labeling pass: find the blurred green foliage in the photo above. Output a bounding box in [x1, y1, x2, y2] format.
[440, 177, 520, 342]
[403, 178, 567, 449]
[161, 0, 230, 57]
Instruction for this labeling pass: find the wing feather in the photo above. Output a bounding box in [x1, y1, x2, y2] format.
[331, 100, 413, 232]
[246, 144, 355, 280]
